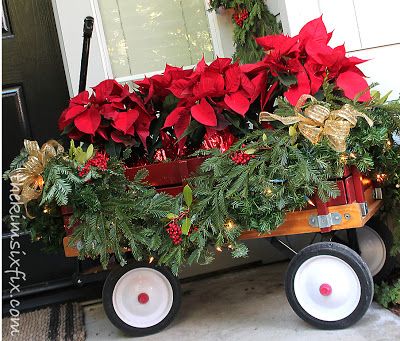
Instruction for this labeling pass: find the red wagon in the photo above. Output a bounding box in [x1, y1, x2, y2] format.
[62, 157, 394, 336]
[59, 17, 395, 337]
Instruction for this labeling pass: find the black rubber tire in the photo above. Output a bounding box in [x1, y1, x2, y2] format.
[361, 218, 396, 283]
[102, 262, 181, 337]
[285, 242, 373, 329]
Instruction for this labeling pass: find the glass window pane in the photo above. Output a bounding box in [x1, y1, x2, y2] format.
[98, 0, 214, 78]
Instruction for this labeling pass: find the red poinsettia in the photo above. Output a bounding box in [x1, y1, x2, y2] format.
[59, 79, 154, 147]
[161, 57, 261, 146]
[254, 16, 371, 105]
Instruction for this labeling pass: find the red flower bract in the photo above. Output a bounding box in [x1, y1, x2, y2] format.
[59, 79, 155, 148]
[254, 16, 371, 105]
[160, 56, 261, 140]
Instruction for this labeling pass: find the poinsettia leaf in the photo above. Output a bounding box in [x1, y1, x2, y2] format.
[224, 92, 250, 116]
[70, 91, 89, 105]
[195, 55, 208, 73]
[298, 15, 330, 44]
[164, 107, 187, 128]
[162, 94, 179, 113]
[135, 112, 153, 148]
[65, 105, 86, 121]
[336, 71, 371, 102]
[191, 99, 217, 126]
[183, 184, 193, 207]
[74, 107, 101, 135]
[277, 73, 297, 87]
[168, 79, 193, 98]
[225, 64, 241, 93]
[111, 131, 137, 146]
[209, 57, 232, 73]
[112, 109, 139, 134]
[284, 65, 311, 105]
[194, 71, 225, 97]
[256, 34, 299, 55]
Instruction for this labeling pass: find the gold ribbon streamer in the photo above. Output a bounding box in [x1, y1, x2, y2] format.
[259, 94, 373, 152]
[9, 140, 64, 218]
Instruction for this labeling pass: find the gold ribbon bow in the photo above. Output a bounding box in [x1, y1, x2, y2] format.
[9, 140, 64, 218]
[259, 94, 373, 152]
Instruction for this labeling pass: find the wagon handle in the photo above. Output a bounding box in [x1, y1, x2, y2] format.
[78, 16, 94, 93]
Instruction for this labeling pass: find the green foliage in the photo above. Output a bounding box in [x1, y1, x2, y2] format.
[69, 140, 94, 164]
[209, 0, 281, 63]
[40, 158, 83, 206]
[189, 128, 342, 252]
[375, 279, 400, 308]
[3, 148, 28, 180]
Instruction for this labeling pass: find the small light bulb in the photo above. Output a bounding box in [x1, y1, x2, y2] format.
[304, 196, 315, 207]
[349, 152, 356, 159]
[43, 207, 49, 214]
[224, 219, 235, 230]
[265, 188, 273, 195]
[228, 244, 233, 250]
[216, 246, 223, 252]
[149, 256, 154, 264]
[386, 140, 392, 147]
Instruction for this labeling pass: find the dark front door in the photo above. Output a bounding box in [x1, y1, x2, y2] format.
[2, 0, 101, 311]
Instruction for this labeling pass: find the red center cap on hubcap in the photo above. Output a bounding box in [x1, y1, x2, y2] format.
[319, 283, 332, 296]
[138, 293, 149, 304]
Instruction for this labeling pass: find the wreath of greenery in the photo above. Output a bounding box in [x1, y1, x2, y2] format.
[208, 0, 281, 63]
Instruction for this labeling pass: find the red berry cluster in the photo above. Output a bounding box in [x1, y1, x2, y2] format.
[166, 222, 183, 245]
[231, 151, 255, 165]
[233, 8, 249, 27]
[79, 151, 109, 177]
[166, 221, 198, 245]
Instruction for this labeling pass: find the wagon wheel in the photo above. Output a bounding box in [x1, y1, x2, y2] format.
[102, 262, 181, 337]
[285, 242, 373, 329]
[332, 218, 395, 282]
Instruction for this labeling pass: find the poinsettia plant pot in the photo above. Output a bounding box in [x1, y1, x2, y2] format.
[124, 156, 207, 192]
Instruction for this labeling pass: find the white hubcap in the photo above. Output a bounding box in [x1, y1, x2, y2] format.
[112, 268, 173, 328]
[294, 255, 361, 321]
[357, 226, 386, 276]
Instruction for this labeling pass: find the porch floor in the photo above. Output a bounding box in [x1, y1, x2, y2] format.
[84, 262, 400, 340]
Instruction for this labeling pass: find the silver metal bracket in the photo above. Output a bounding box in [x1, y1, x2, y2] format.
[359, 202, 368, 217]
[373, 187, 383, 200]
[309, 212, 342, 229]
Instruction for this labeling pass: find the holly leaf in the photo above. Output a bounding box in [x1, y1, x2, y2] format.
[181, 217, 191, 235]
[86, 144, 94, 160]
[245, 148, 256, 155]
[183, 184, 193, 207]
[167, 213, 178, 220]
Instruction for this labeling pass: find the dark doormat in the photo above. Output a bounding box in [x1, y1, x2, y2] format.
[2, 302, 85, 341]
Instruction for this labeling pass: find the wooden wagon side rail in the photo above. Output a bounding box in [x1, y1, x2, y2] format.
[240, 187, 381, 240]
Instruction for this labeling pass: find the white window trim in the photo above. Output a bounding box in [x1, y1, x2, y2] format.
[53, 0, 228, 96]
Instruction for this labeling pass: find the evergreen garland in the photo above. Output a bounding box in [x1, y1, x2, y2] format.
[209, 0, 281, 63]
